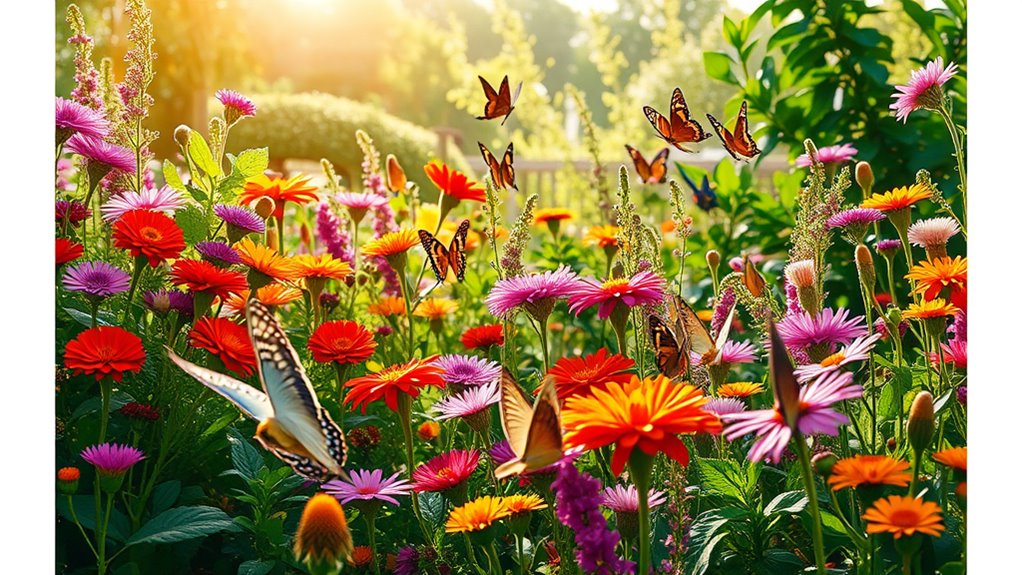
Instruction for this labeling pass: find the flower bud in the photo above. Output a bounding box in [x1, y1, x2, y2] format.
[855, 161, 874, 193]
[907, 391, 935, 453]
[706, 250, 720, 270]
[417, 421, 440, 442]
[57, 467, 80, 495]
[174, 124, 191, 149]
[887, 437, 897, 452]
[854, 244, 876, 297]
[386, 154, 407, 194]
[811, 451, 838, 480]
[254, 196, 276, 221]
[294, 494, 353, 575]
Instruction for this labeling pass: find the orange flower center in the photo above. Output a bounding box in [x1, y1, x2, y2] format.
[436, 467, 454, 479]
[332, 337, 354, 350]
[888, 509, 921, 527]
[140, 226, 163, 242]
[820, 352, 846, 367]
[601, 278, 631, 294]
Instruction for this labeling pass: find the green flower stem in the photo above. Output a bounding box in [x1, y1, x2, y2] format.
[884, 256, 899, 308]
[488, 541, 502, 574]
[122, 255, 147, 325]
[398, 392, 430, 541]
[365, 511, 381, 575]
[462, 533, 485, 575]
[537, 317, 551, 372]
[516, 534, 527, 575]
[826, 488, 867, 549]
[98, 378, 112, 444]
[909, 445, 925, 497]
[66, 494, 99, 558]
[794, 433, 828, 574]
[397, 267, 417, 356]
[333, 363, 349, 428]
[628, 451, 654, 575]
[96, 490, 115, 575]
[937, 106, 967, 228]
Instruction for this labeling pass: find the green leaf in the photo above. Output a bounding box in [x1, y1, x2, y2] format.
[176, 205, 209, 245]
[419, 491, 446, 529]
[233, 148, 269, 178]
[185, 184, 208, 204]
[758, 549, 803, 575]
[695, 458, 748, 502]
[188, 130, 221, 178]
[938, 561, 965, 575]
[227, 427, 265, 481]
[703, 52, 738, 85]
[71, 391, 135, 420]
[57, 495, 131, 541]
[163, 160, 186, 191]
[62, 306, 116, 328]
[125, 506, 234, 547]
[687, 531, 728, 575]
[238, 560, 276, 575]
[722, 15, 742, 48]
[764, 491, 808, 516]
[151, 481, 181, 516]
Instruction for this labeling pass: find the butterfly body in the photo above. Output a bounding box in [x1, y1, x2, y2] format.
[625, 145, 669, 184]
[677, 165, 718, 212]
[495, 369, 563, 479]
[706, 100, 761, 161]
[418, 219, 470, 285]
[650, 296, 737, 381]
[643, 88, 712, 152]
[476, 75, 522, 126]
[479, 141, 516, 190]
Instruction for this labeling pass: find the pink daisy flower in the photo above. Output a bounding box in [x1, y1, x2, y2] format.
[776, 308, 867, 350]
[930, 339, 966, 370]
[56, 97, 110, 143]
[336, 192, 390, 211]
[65, 133, 136, 174]
[433, 380, 500, 420]
[722, 370, 861, 463]
[890, 57, 958, 123]
[63, 261, 131, 299]
[795, 143, 858, 167]
[81, 443, 146, 476]
[411, 449, 480, 493]
[793, 333, 882, 382]
[432, 354, 501, 386]
[691, 340, 757, 367]
[322, 469, 412, 506]
[486, 266, 579, 319]
[215, 89, 257, 124]
[704, 397, 747, 418]
[601, 484, 667, 513]
[907, 217, 960, 250]
[214, 204, 266, 234]
[100, 185, 187, 222]
[566, 270, 666, 320]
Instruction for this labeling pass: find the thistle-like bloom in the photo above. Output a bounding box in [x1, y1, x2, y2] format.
[546, 348, 635, 400]
[827, 208, 886, 242]
[828, 455, 912, 491]
[721, 370, 862, 463]
[562, 374, 722, 475]
[906, 256, 967, 307]
[293, 493, 354, 570]
[902, 298, 959, 320]
[932, 446, 967, 471]
[863, 496, 945, 539]
[361, 229, 419, 258]
[56, 238, 85, 267]
[784, 259, 815, 288]
[460, 324, 504, 350]
[81, 443, 145, 476]
[63, 261, 131, 298]
[308, 321, 377, 365]
[322, 469, 412, 506]
[690, 340, 757, 367]
[875, 238, 903, 255]
[907, 217, 960, 251]
[214, 204, 265, 234]
[143, 289, 193, 318]
[393, 547, 420, 575]
[56, 97, 110, 143]
[795, 143, 857, 167]
[120, 402, 161, 422]
[345, 357, 446, 412]
[486, 266, 579, 319]
[413, 298, 459, 321]
[861, 184, 930, 212]
[64, 133, 136, 174]
[583, 225, 620, 248]
[64, 326, 146, 382]
[195, 241, 242, 266]
[601, 484, 667, 512]
[112, 209, 186, 267]
[794, 333, 882, 382]
[445, 496, 510, 533]
[566, 270, 666, 320]
[433, 380, 500, 420]
[703, 397, 747, 417]
[189, 317, 257, 377]
[717, 382, 764, 398]
[890, 57, 958, 123]
[239, 174, 319, 222]
[171, 259, 249, 300]
[56, 200, 92, 227]
[432, 354, 501, 386]
[215, 89, 256, 124]
[100, 185, 186, 222]
[424, 161, 485, 203]
[413, 449, 480, 493]
[776, 308, 868, 350]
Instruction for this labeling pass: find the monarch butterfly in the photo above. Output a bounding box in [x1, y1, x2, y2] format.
[418, 219, 471, 285]
[625, 145, 669, 184]
[649, 296, 737, 380]
[476, 75, 522, 126]
[742, 254, 767, 298]
[677, 164, 718, 212]
[643, 87, 712, 152]
[706, 100, 761, 161]
[495, 369, 563, 479]
[168, 300, 347, 481]
[649, 312, 688, 379]
[478, 141, 516, 190]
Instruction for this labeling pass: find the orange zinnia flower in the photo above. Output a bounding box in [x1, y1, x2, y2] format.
[361, 229, 419, 258]
[293, 493, 353, 569]
[717, 382, 764, 398]
[562, 374, 722, 475]
[501, 494, 547, 514]
[533, 208, 574, 225]
[368, 296, 407, 317]
[344, 357, 446, 412]
[240, 174, 319, 222]
[424, 161, 485, 203]
[56, 238, 84, 266]
[293, 253, 353, 282]
[544, 348, 635, 400]
[189, 317, 257, 377]
[445, 496, 511, 533]
[861, 184, 931, 212]
[58, 466, 81, 482]
[63, 326, 146, 382]
[308, 321, 377, 365]
[413, 298, 459, 321]
[906, 256, 966, 308]
[828, 455, 912, 491]
[170, 259, 249, 299]
[902, 298, 959, 320]
[234, 237, 300, 281]
[112, 209, 186, 267]
[583, 225, 620, 248]
[863, 495, 945, 539]
[220, 284, 304, 317]
[933, 446, 966, 471]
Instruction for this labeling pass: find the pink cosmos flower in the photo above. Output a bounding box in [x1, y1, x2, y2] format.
[794, 333, 882, 382]
[601, 484, 667, 512]
[795, 143, 858, 167]
[890, 57, 958, 123]
[432, 354, 501, 386]
[722, 370, 862, 463]
[81, 443, 146, 476]
[433, 380, 500, 420]
[100, 185, 187, 222]
[335, 192, 389, 211]
[566, 270, 666, 320]
[704, 397, 747, 417]
[690, 340, 757, 367]
[322, 469, 412, 506]
[776, 308, 867, 350]
[486, 266, 579, 319]
[56, 97, 110, 143]
[65, 134, 136, 174]
[411, 449, 480, 493]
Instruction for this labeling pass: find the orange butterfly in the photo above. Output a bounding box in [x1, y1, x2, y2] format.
[476, 75, 522, 126]
[625, 145, 669, 184]
[478, 141, 516, 190]
[649, 312, 688, 379]
[418, 219, 470, 285]
[706, 100, 761, 161]
[643, 87, 712, 152]
[741, 254, 767, 298]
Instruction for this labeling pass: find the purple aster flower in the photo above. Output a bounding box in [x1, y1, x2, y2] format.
[776, 308, 867, 350]
[63, 261, 131, 298]
[794, 333, 882, 382]
[195, 241, 242, 266]
[711, 288, 736, 337]
[214, 204, 265, 234]
[552, 462, 634, 574]
[875, 239, 903, 255]
[433, 380, 499, 420]
[56, 97, 110, 144]
[567, 270, 666, 320]
[601, 484, 667, 512]
[486, 265, 579, 320]
[56, 200, 92, 226]
[100, 185, 186, 222]
[394, 546, 420, 575]
[432, 354, 501, 386]
[322, 469, 412, 506]
[956, 385, 966, 406]
[489, 440, 516, 466]
[690, 340, 757, 368]
[795, 143, 858, 167]
[143, 289, 194, 319]
[215, 89, 256, 124]
[704, 397, 747, 417]
[81, 443, 145, 476]
[64, 133, 136, 174]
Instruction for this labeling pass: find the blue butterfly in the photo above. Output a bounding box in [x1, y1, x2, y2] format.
[677, 165, 718, 212]
[168, 300, 347, 481]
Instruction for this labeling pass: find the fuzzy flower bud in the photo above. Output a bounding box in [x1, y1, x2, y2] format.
[855, 161, 874, 193]
[784, 259, 818, 316]
[812, 452, 838, 480]
[855, 244, 876, 299]
[57, 467, 81, 495]
[907, 391, 935, 454]
[294, 494, 353, 575]
[173, 124, 191, 149]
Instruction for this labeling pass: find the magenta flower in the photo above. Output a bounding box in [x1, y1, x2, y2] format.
[143, 289, 194, 318]
[601, 484, 667, 513]
[486, 266, 579, 319]
[65, 134, 136, 174]
[722, 370, 861, 463]
[552, 462, 634, 574]
[432, 354, 501, 386]
[874, 238, 903, 257]
[336, 191, 389, 214]
[827, 208, 886, 229]
[214, 204, 265, 234]
[215, 89, 257, 124]
[795, 143, 858, 167]
[394, 547, 420, 575]
[63, 261, 131, 298]
[56, 97, 110, 143]
[56, 200, 92, 227]
[195, 241, 242, 266]
[433, 380, 500, 420]
[890, 57, 958, 122]
[931, 339, 967, 369]
[711, 288, 736, 337]
[776, 308, 867, 350]
[81, 443, 146, 476]
[100, 185, 186, 222]
[566, 270, 666, 320]
[489, 440, 516, 466]
[704, 397, 747, 417]
[322, 469, 412, 506]
[794, 333, 882, 382]
[691, 340, 757, 367]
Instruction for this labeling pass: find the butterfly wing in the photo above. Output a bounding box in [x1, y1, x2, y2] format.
[501, 142, 516, 190]
[477, 76, 501, 120]
[706, 112, 742, 161]
[668, 87, 712, 147]
[246, 301, 346, 476]
[731, 101, 761, 159]
[649, 314, 686, 378]
[446, 219, 471, 282]
[625, 144, 653, 183]
[676, 296, 714, 358]
[693, 176, 718, 211]
[167, 349, 273, 421]
[742, 254, 767, 298]
[649, 147, 669, 183]
[501, 80, 523, 126]
[478, 142, 504, 188]
[767, 318, 800, 429]
[418, 229, 451, 283]
[498, 368, 533, 458]
[643, 106, 674, 145]
[495, 375, 563, 479]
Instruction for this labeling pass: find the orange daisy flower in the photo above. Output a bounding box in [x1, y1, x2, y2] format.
[361, 229, 419, 259]
[423, 161, 485, 203]
[906, 256, 967, 308]
[413, 298, 459, 321]
[533, 208, 574, 225]
[501, 494, 547, 514]
[544, 348, 635, 400]
[583, 225, 620, 248]
[293, 253, 353, 282]
[417, 421, 440, 441]
[293, 493, 353, 568]
[828, 455, 912, 491]
[63, 326, 146, 382]
[717, 382, 764, 398]
[863, 495, 945, 539]
[189, 317, 257, 377]
[56, 238, 84, 266]
[861, 184, 930, 212]
[562, 374, 722, 475]
[221, 284, 305, 317]
[239, 174, 319, 222]
[932, 446, 966, 471]
[308, 321, 377, 365]
[902, 298, 959, 320]
[234, 237, 300, 282]
[112, 209, 186, 267]
[368, 296, 406, 317]
[344, 357, 446, 412]
[170, 259, 249, 299]
[445, 496, 511, 534]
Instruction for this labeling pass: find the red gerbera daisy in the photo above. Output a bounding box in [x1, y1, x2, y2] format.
[63, 326, 146, 382]
[423, 161, 485, 203]
[411, 449, 480, 493]
[112, 209, 186, 267]
[308, 321, 377, 365]
[170, 259, 249, 300]
[544, 347, 635, 400]
[344, 357, 446, 413]
[460, 324, 505, 350]
[56, 238, 84, 266]
[189, 317, 257, 377]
